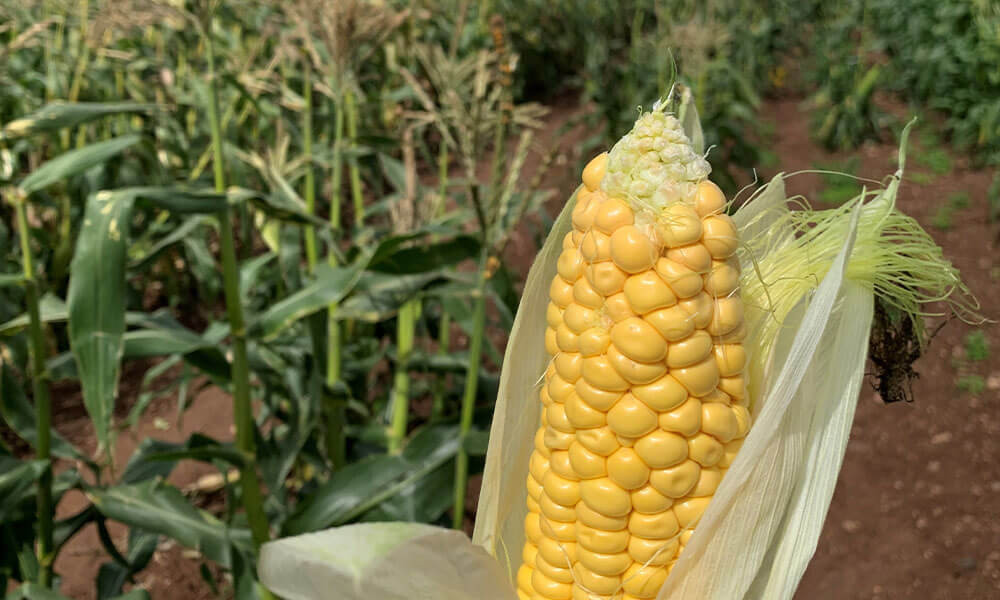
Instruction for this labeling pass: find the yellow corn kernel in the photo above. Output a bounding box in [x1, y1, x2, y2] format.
[610, 226, 657, 274]
[666, 243, 712, 274]
[623, 270, 677, 314]
[658, 397, 702, 437]
[554, 352, 583, 383]
[687, 432, 725, 467]
[543, 471, 581, 506]
[677, 291, 713, 329]
[628, 536, 677, 566]
[627, 509, 679, 539]
[549, 449, 579, 480]
[665, 330, 713, 368]
[630, 484, 673, 514]
[546, 302, 563, 328]
[582, 153, 607, 191]
[573, 277, 604, 308]
[631, 373, 687, 411]
[644, 305, 695, 342]
[586, 262, 627, 296]
[563, 303, 600, 334]
[690, 466, 723, 497]
[557, 247, 585, 282]
[604, 291, 637, 322]
[701, 214, 739, 258]
[536, 555, 575, 584]
[593, 197, 634, 234]
[633, 429, 687, 469]
[719, 375, 746, 401]
[576, 546, 632, 577]
[568, 441, 608, 479]
[578, 327, 612, 357]
[648, 460, 701, 498]
[673, 497, 712, 528]
[701, 402, 739, 443]
[565, 393, 607, 429]
[581, 355, 631, 392]
[545, 327, 560, 356]
[607, 394, 658, 438]
[576, 499, 629, 531]
[530, 452, 550, 482]
[548, 374, 575, 403]
[531, 567, 573, 599]
[610, 317, 668, 363]
[527, 473, 543, 500]
[622, 564, 668, 598]
[525, 512, 543, 544]
[556, 323, 581, 353]
[706, 296, 744, 337]
[575, 379, 623, 411]
[606, 448, 651, 490]
[572, 564, 621, 596]
[671, 356, 720, 397]
[703, 258, 740, 297]
[572, 192, 601, 232]
[606, 345, 667, 385]
[538, 537, 576, 567]
[524, 542, 539, 567]
[576, 522, 630, 554]
[694, 180, 726, 217]
[576, 426, 621, 457]
[550, 276, 575, 308]
[544, 427, 574, 451]
[655, 258, 703, 298]
[540, 494, 577, 523]
[581, 230, 612, 263]
[713, 343, 747, 377]
[541, 515, 577, 542]
[657, 202, 703, 247]
[580, 477, 632, 518]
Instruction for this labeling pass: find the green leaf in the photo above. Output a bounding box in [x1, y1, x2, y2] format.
[462, 427, 490, 456]
[283, 425, 461, 535]
[360, 462, 455, 524]
[0, 274, 24, 288]
[0, 457, 47, 522]
[250, 262, 366, 340]
[86, 480, 249, 568]
[0, 102, 154, 140]
[19, 135, 141, 195]
[4, 583, 74, 600]
[0, 294, 67, 336]
[129, 216, 208, 270]
[96, 528, 159, 600]
[68, 190, 135, 453]
[140, 433, 246, 469]
[336, 271, 445, 322]
[368, 235, 480, 274]
[131, 187, 229, 214]
[0, 363, 83, 461]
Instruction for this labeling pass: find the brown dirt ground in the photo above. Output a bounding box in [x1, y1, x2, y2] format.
[16, 94, 1000, 599]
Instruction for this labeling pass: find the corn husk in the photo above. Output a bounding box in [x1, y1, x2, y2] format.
[259, 110, 974, 600]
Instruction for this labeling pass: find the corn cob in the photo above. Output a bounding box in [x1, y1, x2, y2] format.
[518, 110, 750, 600]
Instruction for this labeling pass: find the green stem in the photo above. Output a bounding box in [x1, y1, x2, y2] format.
[344, 89, 364, 229]
[325, 93, 346, 469]
[303, 65, 317, 272]
[205, 15, 271, 554]
[12, 193, 54, 587]
[388, 299, 418, 453]
[431, 141, 451, 421]
[452, 256, 489, 529]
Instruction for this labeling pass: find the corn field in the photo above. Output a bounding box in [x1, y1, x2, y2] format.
[1, 1, 997, 599]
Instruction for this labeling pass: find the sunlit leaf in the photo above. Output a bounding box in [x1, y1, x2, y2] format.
[68, 190, 135, 453]
[20, 135, 141, 195]
[0, 102, 154, 140]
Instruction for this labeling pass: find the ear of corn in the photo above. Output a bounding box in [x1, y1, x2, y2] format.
[513, 107, 750, 600]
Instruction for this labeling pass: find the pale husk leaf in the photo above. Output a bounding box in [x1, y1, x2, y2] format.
[259, 522, 515, 600]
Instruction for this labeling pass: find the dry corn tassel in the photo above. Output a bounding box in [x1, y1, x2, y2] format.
[259, 101, 978, 600]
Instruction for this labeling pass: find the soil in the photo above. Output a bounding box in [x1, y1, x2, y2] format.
[15, 95, 1000, 599]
